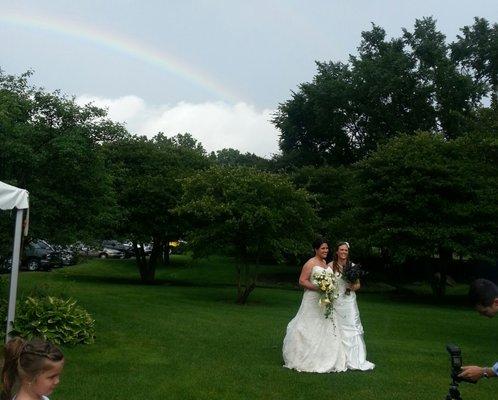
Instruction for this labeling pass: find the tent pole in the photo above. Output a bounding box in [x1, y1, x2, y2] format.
[5, 208, 23, 342]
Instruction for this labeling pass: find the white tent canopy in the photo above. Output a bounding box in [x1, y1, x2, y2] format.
[0, 181, 29, 210]
[0, 180, 29, 342]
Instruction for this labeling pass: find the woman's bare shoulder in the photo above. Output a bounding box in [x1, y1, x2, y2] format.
[302, 257, 317, 268]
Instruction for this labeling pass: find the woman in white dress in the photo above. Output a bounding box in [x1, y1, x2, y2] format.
[282, 238, 347, 373]
[330, 241, 375, 371]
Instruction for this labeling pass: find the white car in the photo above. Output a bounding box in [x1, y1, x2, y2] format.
[98, 247, 125, 259]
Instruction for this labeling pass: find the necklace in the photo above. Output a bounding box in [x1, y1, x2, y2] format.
[335, 262, 346, 273]
[315, 257, 327, 267]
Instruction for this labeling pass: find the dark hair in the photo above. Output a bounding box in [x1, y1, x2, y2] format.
[468, 279, 498, 307]
[312, 237, 328, 250]
[331, 241, 350, 272]
[1, 337, 64, 400]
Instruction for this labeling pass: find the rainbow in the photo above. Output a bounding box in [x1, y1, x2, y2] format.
[0, 11, 242, 103]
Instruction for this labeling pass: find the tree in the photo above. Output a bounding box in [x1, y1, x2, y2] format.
[274, 17, 493, 167]
[177, 165, 317, 304]
[290, 165, 355, 238]
[273, 62, 355, 167]
[0, 70, 123, 245]
[451, 17, 498, 106]
[103, 133, 210, 283]
[402, 17, 482, 139]
[347, 132, 498, 295]
[209, 148, 272, 170]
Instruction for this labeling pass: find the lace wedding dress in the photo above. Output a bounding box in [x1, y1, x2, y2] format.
[282, 266, 347, 373]
[334, 270, 375, 371]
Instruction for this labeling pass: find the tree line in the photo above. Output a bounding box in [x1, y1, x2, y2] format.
[0, 17, 496, 301]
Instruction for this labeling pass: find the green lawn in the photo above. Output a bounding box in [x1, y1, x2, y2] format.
[9, 256, 497, 400]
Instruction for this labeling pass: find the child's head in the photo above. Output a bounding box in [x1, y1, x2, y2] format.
[1, 337, 64, 400]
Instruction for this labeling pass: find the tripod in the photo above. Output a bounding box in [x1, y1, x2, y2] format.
[445, 380, 463, 400]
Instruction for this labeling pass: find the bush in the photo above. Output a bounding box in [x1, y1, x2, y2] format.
[11, 296, 95, 345]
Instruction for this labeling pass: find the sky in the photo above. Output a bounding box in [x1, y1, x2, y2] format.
[1, 1, 496, 157]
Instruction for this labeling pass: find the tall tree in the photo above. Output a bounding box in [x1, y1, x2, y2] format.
[274, 17, 493, 168]
[0, 70, 123, 244]
[451, 17, 498, 106]
[103, 133, 210, 283]
[403, 17, 481, 139]
[273, 62, 355, 167]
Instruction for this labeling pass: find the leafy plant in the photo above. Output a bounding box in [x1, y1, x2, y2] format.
[11, 296, 95, 345]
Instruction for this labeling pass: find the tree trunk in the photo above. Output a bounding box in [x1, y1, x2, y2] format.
[235, 262, 258, 304]
[134, 240, 157, 284]
[432, 247, 452, 297]
[236, 282, 256, 304]
[163, 241, 170, 265]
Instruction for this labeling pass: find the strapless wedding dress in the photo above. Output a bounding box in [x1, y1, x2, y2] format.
[282, 266, 347, 373]
[334, 271, 375, 371]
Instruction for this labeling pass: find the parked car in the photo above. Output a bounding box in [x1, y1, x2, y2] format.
[6, 239, 61, 271]
[169, 240, 187, 254]
[25, 239, 62, 271]
[98, 247, 125, 259]
[1, 239, 63, 272]
[134, 242, 152, 256]
[71, 242, 100, 257]
[0, 255, 12, 272]
[53, 245, 78, 266]
[102, 240, 135, 258]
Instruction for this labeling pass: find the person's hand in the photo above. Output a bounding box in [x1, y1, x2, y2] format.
[348, 281, 361, 291]
[459, 366, 483, 381]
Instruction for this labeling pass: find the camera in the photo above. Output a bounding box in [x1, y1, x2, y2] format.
[444, 344, 476, 400]
[446, 344, 475, 384]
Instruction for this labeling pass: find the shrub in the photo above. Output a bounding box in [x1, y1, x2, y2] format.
[11, 296, 95, 345]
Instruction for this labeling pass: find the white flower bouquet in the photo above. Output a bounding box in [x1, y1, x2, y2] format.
[311, 269, 340, 318]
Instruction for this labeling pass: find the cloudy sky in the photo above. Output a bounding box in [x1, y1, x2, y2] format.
[1, 1, 496, 157]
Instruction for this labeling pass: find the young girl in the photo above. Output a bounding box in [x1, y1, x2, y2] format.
[1, 337, 64, 400]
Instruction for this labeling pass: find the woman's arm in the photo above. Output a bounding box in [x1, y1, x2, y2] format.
[298, 260, 317, 291]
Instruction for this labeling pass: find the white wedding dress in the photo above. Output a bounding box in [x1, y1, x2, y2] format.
[282, 265, 374, 373]
[282, 266, 347, 373]
[334, 269, 375, 371]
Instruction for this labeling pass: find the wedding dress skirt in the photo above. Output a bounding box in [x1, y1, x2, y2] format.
[282, 266, 374, 373]
[282, 266, 347, 373]
[334, 276, 375, 371]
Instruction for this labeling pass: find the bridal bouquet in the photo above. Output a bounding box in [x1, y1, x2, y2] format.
[342, 262, 367, 295]
[311, 269, 340, 318]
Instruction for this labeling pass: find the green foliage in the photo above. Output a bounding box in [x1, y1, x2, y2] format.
[103, 132, 211, 282]
[11, 296, 95, 346]
[451, 17, 498, 105]
[274, 17, 493, 167]
[346, 132, 498, 264]
[0, 70, 124, 244]
[177, 165, 317, 303]
[290, 165, 355, 238]
[178, 165, 317, 262]
[209, 148, 272, 170]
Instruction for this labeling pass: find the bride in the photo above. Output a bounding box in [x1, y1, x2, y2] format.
[331, 241, 375, 371]
[282, 238, 347, 373]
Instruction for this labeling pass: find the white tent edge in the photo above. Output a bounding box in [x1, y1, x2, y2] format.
[0, 181, 29, 210]
[0, 181, 29, 343]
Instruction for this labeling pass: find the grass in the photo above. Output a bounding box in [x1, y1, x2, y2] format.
[8, 256, 497, 400]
